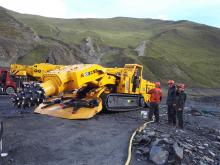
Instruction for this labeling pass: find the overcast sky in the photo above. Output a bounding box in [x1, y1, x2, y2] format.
[0, 0, 220, 28]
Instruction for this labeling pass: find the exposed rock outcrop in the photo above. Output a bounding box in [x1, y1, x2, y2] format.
[135, 41, 147, 56]
[0, 7, 39, 66]
[80, 36, 102, 63]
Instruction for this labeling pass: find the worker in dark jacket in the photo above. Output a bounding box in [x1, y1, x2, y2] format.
[148, 82, 162, 122]
[45, 56, 50, 63]
[174, 84, 187, 129]
[166, 80, 176, 125]
[132, 68, 140, 92]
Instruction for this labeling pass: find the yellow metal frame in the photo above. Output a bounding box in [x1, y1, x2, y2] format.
[10, 63, 63, 81]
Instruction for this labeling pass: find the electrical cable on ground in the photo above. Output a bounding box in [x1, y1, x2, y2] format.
[124, 113, 167, 165]
[124, 119, 155, 165]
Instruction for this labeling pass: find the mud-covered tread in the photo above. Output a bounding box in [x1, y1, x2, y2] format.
[101, 93, 145, 112]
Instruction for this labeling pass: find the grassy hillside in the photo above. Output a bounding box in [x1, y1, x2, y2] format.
[1, 8, 220, 87]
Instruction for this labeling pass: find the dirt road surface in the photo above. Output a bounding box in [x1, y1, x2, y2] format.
[0, 95, 146, 165]
[0, 92, 219, 165]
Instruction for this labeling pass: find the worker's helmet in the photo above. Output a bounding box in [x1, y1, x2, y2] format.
[168, 80, 174, 84]
[155, 82, 161, 88]
[177, 83, 185, 90]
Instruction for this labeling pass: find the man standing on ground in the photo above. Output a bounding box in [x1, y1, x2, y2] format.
[174, 84, 187, 129]
[166, 80, 176, 125]
[147, 82, 162, 122]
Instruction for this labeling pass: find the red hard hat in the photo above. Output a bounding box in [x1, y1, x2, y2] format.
[168, 80, 174, 84]
[155, 82, 161, 88]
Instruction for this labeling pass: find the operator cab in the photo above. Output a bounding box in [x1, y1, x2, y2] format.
[124, 64, 143, 93]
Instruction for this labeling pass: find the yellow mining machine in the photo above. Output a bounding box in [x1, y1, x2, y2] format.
[13, 64, 155, 119]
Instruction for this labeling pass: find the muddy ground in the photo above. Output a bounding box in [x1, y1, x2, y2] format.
[0, 89, 219, 165]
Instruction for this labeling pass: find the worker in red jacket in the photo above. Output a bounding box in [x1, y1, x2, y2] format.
[147, 82, 162, 122]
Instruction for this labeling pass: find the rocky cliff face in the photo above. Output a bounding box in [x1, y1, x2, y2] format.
[0, 7, 121, 66]
[0, 7, 120, 66]
[0, 7, 40, 66]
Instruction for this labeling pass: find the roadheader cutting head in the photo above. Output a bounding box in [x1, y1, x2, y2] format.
[13, 64, 156, 119]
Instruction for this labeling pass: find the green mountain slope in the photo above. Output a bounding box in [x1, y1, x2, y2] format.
[0, 7, 220, 87]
